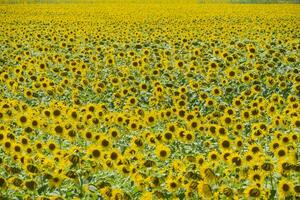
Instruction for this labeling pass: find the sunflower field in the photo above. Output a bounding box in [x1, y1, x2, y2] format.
[0, 1, 299, 199]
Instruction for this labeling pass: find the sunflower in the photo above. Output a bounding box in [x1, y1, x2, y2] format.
[12, 143, 22, 155]
[219, 185, 234, 198]
[155, 144, 171, 160]
[111, 188, 125, 200]
[16, 113, 30, 127]
[53, 123, 65, 136]
[161, 131, 174, 143]
[275, 147, 287, 158]
[108, 149, 121, 163]
[99, 136, 111, 149]
[221, 114, 234, 127]
[19, 136, 29, 147]
[65, 129, 77, 141]
[140, 191, 153, 200]
[277, 158, 295, 174]
[145, 112, 157, 126]
[87, 145, 102, 160]
[166, 178, 180, 192]
[130, 136, 143, 149]
[49, 173, 64, 188]
[225, 67, 237, 79]
[248, 170, 266, 185]
[293, 184, 300, 197]
[291, 118, 300, 129]
[3, 140, 12, 153]
[243, 151, 257, 166]
[221, 149, 232, 163]
[184, 131, 195, 143]
[241, 73, 252, 83]
[208, 61, 218, 71]
[176, 60, 184, 68]
[241, 109, 251, 121]
[233, 122, 244, 134]
[108, 127, 120, 140]
[8, 177, 23, 190]
[127, 96, 138, 106]
[128, 119, 140, 131]
[205, 98, 215, 107]
[201, 163, 217, 182]
[229, 153, 243, 168]
[199, 91, 208, 101]
[211, 86, 223, 96]
[219, 136, 231, 150]
[47, 140, 58, 153]
[24, 88, 34, 99]
[187, 120, 199, 130]
[198, 180, 213, 198]
[139, 82, 148, 91]
[0, 177, 6, 189]
[278, 179, 293, 199]
[245, 185, 262, 199]
[25, 163, 39, 174]
[29, 117, 41, 129]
